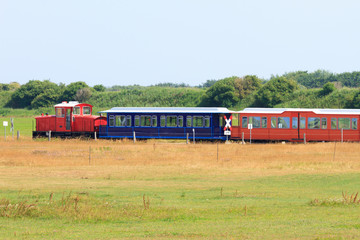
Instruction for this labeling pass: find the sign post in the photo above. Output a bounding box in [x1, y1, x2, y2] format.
[3, 121, 8, 141]
[248, 124, 253, 144]
[223, 115, 232, 143]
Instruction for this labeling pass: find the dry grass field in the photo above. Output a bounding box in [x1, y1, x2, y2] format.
[1, 138, 360, 239]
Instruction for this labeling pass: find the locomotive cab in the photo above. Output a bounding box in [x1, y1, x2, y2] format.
[33, 101, 106, 138]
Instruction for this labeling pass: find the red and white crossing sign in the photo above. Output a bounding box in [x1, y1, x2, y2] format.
[223, 115, 232, 131]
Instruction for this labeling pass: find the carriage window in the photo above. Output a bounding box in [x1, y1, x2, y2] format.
[73, 107, 80, 115]
[331, 118, 337, 129]
[271, 117, 276, 128]
[178, 116, 183, 127]
[338, 118, 350, 129]
[321, 118, 327, 129]
[219, 115, 224, 127]
[187, 116, 192, 127]
[141, 116, 151, 127]
[232, 114, 239, 127]
[300, 117, 306, 129]
[109, 115, 115, 126]
[250, 117, 261, 128]
[83, 106, 91, 115]
[152, 116, 157, 127]
[56, 108, 65, 118]
[126, 116, 131, 126]
[308, 117, 320, 129]
[352, 118, 358, 130]
[278, 117, 290, 129]
[242, 117, 248, 128]
[116, 115, 127, 127]
[261, 117, 267, 128]
[160, 115, 165, 127]
[167, 116, 177, 127]
[135, 115, 140, 127]
[292, 117, 298, 129]
[204, 116, 210, 127]
[193, 116, 204, 127]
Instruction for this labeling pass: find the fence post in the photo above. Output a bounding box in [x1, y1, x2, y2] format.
[17, 130, 20, 140]
[94, 131, 97, 141]
[217, 142, 219, 162]
[192, 128, 195, 144]
[242, 132, 244, 144]
[341, 128, 343, 143]
[250, 128, 252, 144]
[133, 131, 136, 143]
[48, 130, 51, 141]
[303, 133, 306, 144]
[186, 133, 189, 144]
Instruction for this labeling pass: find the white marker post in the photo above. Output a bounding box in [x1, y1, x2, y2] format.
[3, 121, 8, 141]
[248, 124, 253, 144]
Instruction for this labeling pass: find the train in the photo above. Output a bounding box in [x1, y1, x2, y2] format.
[33, 101, 360, 142]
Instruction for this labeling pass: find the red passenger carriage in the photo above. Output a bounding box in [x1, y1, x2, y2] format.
[231, 108, 360, 142]
[33, 101, 107, 138]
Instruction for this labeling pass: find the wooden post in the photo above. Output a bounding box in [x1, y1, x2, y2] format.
[303, 133, 306, 144]
[242, 132, 244, 144]
[48, 130, 51, 141]
[94, 131, 97, 141]
[250, 128, 252, 144]
[133, 131, 136, 143]
[341, 128, 343, 143]
[186, 133, 189, 144]
[192, 129, 195, 144]
[89, 146, 91, 165]
[217, 142, 219, 162]
[17, 130, 20, 140]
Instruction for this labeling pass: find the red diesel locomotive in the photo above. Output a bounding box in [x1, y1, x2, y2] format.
[33, 101, 107, 138]
[231, 108, 360, 142]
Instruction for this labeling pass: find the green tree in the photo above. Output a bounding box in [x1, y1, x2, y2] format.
[93, 84, 106, 92]
[7, 80, 61, 108]
[234, 75, 262, 99]
[61, 81, 89, 101]
[255, 77, 298, 107]
[319, 82, 335, 96]
[75, 88, 92, 102]
[200, 77, 239, 107]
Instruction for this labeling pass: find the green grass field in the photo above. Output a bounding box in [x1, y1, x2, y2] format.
[0, 140, 360, 239]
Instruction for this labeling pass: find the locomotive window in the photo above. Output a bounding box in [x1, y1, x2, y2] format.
[73, 107, 80, 115]
[126, 116, 131, 126]
[261, 117, 267, 128]
[193, 116, 204, 127]
[321, 118, 327, 129]
[167, 116, 177, 127]
[242, 117, 248, 128]
[187, 116, 192, 127]
[250, 117, 261, 128]
[338, 118, 350, 129]
[352, 118, 358, 130]
[83, 107, 91, 115]
[204, 116, 210, 128]
[152, 116, 157, 127]
[178, 116, 184, 127]
[331, 118, 337, 129]
[308, 117, 320, 129]
[271, 117, 276, 128]
[141, 116, 151, 127]
[56, 108, 65, 118]
[292, 117, 298, 129]
[116, 115, 127, 127]
[278, 117, 290, 129]
[160, 115, 166, 127]
[135, 115, 140, 127]
[109, 115, 115, 127]
[300, 117, 306, 129]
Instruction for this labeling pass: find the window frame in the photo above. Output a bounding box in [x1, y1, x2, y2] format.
[166, 115, 178, 127]
[193, 116, 204, 128]
[83, 106, 91, 115]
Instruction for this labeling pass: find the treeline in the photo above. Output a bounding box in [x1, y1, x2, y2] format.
[1, 70, 360, 116]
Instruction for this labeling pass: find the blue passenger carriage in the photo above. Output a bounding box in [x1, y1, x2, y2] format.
[98, 107, 233, 140]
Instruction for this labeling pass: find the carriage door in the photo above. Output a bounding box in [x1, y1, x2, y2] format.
[65, 108, 71, 131]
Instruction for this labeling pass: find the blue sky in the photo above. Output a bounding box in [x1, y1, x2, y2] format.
[1, 0, 359, 87]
